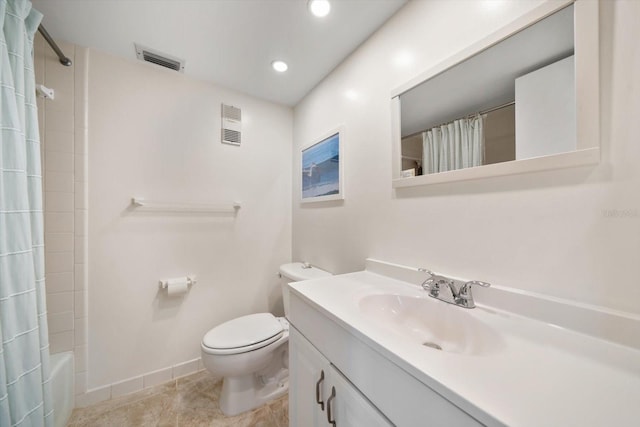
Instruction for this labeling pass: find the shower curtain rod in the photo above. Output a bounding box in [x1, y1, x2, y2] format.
[402, 100, 516, 140]
[476, 100, 515, 116]
[37, 24, 72, 66]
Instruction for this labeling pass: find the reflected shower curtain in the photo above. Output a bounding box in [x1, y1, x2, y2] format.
[422, 114, 484, 174]
[0, 0, 53, 426]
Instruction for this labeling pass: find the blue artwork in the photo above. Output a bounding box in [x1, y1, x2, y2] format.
[302, 132, 340, 199]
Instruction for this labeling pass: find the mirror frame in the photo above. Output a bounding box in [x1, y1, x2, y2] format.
[391, 0, 599, 188]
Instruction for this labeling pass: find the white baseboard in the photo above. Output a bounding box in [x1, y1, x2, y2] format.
[74, 357, 205, 408]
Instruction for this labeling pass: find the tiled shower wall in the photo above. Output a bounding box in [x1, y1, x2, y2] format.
[34, 33, 89, 402]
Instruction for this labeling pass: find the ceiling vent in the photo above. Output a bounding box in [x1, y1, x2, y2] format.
[221, 104, 242, 146]
[134, 43, 185, 73]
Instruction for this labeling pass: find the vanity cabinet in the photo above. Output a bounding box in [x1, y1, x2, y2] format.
[289, 291, 483, 427]
[289, 326, 392, 427]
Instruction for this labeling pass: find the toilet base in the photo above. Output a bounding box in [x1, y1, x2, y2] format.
[218, 370, 289, 416]
[202, 317, 291, 416]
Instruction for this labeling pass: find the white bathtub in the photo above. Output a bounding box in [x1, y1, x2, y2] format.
[49, 352, 74, 427]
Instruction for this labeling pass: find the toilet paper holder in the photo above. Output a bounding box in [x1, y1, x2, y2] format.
[158, 276, 197, 289]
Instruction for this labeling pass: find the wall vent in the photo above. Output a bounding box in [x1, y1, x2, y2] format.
[134, 43, 185, 73]
[221, 104, 242, 146]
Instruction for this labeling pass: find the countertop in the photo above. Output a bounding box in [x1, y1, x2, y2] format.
[289, 270, 640, 427]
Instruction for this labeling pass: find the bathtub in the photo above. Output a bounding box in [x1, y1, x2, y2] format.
[49, 352, 74, 427]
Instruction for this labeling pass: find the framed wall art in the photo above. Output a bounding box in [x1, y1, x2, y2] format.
[301, 127, 344, 203]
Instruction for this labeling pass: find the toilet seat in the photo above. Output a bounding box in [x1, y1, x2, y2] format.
[202, 313, 284, 355]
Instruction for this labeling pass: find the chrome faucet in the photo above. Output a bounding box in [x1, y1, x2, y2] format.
[418, 268, 490, 309]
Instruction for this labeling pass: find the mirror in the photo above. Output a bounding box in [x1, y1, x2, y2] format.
[391, 0, 599, 187]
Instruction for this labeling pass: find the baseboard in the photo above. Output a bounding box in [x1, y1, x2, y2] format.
[74, 357, 206, 408]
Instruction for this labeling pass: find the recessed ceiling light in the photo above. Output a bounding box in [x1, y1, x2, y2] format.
[309, 0, 331, 18]
[272, 60, 288, 72]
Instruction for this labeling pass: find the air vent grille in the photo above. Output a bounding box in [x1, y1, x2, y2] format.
[142, 51, 181, 71]
[222, 105, 241, 122]
[221, 103, 242, 146]
[134, 43, 185, 73]
[222, 129, 241, 145]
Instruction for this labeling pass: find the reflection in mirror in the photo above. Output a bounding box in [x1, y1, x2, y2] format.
[399, 3, 576, 178]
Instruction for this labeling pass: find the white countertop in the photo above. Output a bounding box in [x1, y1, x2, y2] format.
[289, 270, 640, 427]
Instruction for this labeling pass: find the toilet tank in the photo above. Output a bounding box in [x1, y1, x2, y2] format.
[279, 262, 331, 318]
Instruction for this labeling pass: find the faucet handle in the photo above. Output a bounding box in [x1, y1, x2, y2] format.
[463, 280, 491, 289]
[418, 268, 435, 291]
[456, 280, 490, 308]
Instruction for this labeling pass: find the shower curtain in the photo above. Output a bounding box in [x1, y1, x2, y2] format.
[0, 0, 53, 426]
[422, 114, 484, 174]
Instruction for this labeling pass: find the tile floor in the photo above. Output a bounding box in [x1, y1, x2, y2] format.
[67, 371, 288, 426]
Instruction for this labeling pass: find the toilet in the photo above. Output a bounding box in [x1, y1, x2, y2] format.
[201, 262, 331, 416]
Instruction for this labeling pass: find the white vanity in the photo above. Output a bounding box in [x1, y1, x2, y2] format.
[287, 259, 640, 426]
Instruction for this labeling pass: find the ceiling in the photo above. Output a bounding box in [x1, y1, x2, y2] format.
[31, 0, 407, 107]
[400, 3, 574, 137]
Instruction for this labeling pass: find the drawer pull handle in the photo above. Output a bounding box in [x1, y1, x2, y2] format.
[326, 386, 336, 426]
[315, 370, 325, 411]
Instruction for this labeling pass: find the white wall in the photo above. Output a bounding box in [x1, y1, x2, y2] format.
[87, 51, 292, 388]
[515, 55, 576, 159]
[293, 0, 640, 316]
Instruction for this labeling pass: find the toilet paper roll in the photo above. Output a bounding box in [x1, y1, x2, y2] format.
[165, 278, 189, 297]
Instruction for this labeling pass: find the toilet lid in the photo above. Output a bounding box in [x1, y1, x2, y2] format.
[202, 313, 283, 351]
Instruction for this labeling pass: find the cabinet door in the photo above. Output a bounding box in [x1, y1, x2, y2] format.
[289, 326, 330, 427]
[326, 365, 393, 427]
[291, 326, 394, 427]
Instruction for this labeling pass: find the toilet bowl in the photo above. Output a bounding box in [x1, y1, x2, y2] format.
[201, 262, 331, 416]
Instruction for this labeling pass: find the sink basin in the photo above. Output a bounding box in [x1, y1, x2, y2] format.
[358, 293, 502, 355]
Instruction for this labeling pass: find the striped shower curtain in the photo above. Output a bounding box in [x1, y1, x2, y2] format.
[0, 0, 54, 426]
